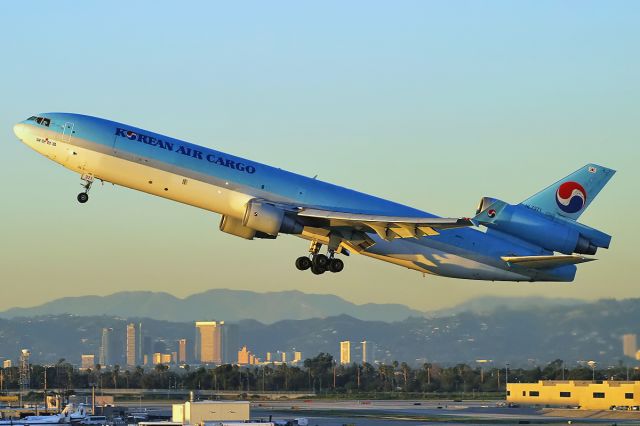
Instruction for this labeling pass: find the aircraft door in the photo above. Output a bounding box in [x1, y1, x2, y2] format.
[61, 122, 74, 143]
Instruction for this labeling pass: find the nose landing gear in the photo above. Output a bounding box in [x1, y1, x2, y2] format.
[295, 241, 345, 275]
[77, 174, 94, 204]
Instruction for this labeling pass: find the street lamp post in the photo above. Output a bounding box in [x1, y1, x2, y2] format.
[587, 361, 597, 382]
[505, 363, 510, 399]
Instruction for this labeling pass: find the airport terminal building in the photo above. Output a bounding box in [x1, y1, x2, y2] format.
[508, 380, 640, 410]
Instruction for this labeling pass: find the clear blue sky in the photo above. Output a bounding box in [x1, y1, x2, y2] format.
[1, 1, 638, 311]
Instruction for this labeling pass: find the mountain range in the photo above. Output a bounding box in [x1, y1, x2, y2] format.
[0, 289, 585, 324]
[0, 289, 423, 323]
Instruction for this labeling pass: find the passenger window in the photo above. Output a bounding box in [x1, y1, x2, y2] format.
[529, 391, 540, 397]
[560, 391, 571, 397]
[626, 393, 634, 399]
[593, 392, 605, 398]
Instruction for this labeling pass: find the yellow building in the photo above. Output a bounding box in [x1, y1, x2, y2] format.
[623, 334, 638, 358]
[340, 341, 351, 365]
[508, 381, 640, 410]
[126, 323, 136, 367]
[237, 346, 251, 365]
[195, 321, 224, 364]
[80, 354, 95, 370]
[178, 339, 187, 364]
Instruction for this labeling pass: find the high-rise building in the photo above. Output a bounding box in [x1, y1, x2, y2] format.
[340, 341, 351, 365]
[222, 324, 239, 364]
[237, 346, 251, 365]
[623, 334, 637, 358]
[126, 323, 136, 367]
[143, 335, 152, 363]
[81, 354, 95, 370]
[3, 360, 12, 368]
[19, 349, 30, 391]
[178, 339, 188, 364]
[361, 340, 376, 364]
[99, 328, 113, 366]
[137, 323, 143, 365]
[195, 321, 224, 364]
[265, 352, 272, 362]
[293, 351, 302, 363]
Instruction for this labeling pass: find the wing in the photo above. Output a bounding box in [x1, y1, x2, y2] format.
[501, 255, 596, 269]
[296, 207, 473, 241]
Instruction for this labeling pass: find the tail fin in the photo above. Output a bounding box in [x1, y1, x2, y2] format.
[522, 163, 615, 220]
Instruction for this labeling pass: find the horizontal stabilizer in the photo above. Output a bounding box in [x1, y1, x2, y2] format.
[501, 255, 596, 269]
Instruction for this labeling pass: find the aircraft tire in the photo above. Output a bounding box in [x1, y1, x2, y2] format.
[77, 193, 89, 203]
[313, 254, 329, 269]
[328, 258, 344, 273]
[311, 264, 326, 275]
[295, 256, 312, 271]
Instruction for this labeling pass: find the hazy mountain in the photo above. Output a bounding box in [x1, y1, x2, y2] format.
[1, 298, 638, 366]
[430, 296, 586, 317]
[0, 289, 424, 324]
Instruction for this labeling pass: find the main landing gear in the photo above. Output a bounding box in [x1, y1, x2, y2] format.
[295, 241, 345, 275]
[77, 174, 94, 204]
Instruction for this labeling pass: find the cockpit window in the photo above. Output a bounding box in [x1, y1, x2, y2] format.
[26, 116, 50, 127]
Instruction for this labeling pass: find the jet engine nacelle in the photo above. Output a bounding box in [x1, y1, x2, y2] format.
[220, 200, 303, 240]
[475, 197, 608, 255]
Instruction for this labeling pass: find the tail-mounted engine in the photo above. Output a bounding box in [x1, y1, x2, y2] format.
[474, 197, 610, 255]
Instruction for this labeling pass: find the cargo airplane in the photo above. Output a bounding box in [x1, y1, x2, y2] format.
[13, 113, 615, 281]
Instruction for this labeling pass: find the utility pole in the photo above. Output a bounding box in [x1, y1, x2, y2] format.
[505, 363, 510, 399]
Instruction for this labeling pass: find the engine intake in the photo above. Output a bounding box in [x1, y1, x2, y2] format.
[243, 200, 303, 236]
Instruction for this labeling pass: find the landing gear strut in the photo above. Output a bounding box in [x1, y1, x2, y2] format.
[294, 241, 345, 275]
[77, 174, 94, 204]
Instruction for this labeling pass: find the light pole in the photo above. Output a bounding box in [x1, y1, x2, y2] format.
[505, 363, 510, 399]
[587, 361, 597, 382]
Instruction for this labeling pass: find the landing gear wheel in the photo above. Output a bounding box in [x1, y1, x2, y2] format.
[313, 254, 329, 269]
[295, 256, 312, 271]
[328, 258, 344, 273]
[311, 264, 326, 275]
[77, 193, 89, 203]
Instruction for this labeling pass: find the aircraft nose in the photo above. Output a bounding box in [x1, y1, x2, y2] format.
[13, 123, 26, 141]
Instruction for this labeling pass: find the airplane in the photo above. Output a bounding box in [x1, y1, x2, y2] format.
[13, 113, 615, 282]
[0, 403, 87, 425]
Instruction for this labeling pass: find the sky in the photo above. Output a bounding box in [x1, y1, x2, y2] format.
[0, 1, 638, 312]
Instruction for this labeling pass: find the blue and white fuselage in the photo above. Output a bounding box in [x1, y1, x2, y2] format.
[13, 113, 615, 282]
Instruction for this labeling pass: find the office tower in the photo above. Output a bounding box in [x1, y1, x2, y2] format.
[265, 352, 272, 362]
[81, 354, 95, 370]
[361, 340, 376, 364]
[623, 334, 637, 358]
[143, 335, 152, 362]
[293, 351, 302, 363]
[222, 323, 239, 364]
[99, 328, 113, 366]
[237, 346, 250, 365]
[126, 323, 136, 367]
[3, 360, 12, 368]
[195, 321, 224, 364]
[340, 341, 351, 365]
[137, 323, 143, 365]
[178, 339, 188, 364]
[19, 349, 30, 391]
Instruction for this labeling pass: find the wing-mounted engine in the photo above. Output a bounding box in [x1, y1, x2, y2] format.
[219, 199, 304, 240]
[474, 197, 611, 255]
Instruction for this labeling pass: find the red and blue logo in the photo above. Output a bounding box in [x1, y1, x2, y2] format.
[556, 181, 587, 214]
